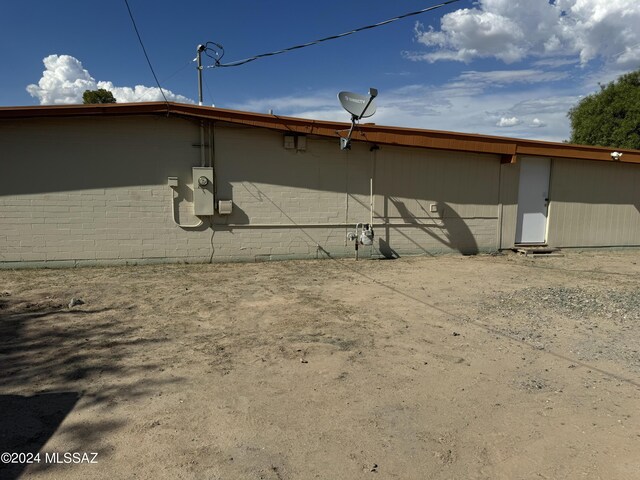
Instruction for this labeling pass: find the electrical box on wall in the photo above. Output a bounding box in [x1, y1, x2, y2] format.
[283, 135, 296, 149]
[192, 167, 214, 216]
[218, 200, 233, 215]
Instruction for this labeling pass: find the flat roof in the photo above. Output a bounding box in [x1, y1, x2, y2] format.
[1, 102, 639, 164]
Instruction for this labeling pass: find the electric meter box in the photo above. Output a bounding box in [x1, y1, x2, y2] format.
[192, 167, 214, 216]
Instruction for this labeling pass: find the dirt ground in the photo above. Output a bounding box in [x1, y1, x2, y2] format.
[1, 250, 639, 480]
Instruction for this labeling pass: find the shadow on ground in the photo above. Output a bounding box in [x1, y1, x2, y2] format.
[0, 293, 181, 473]
[0, 392, 79, 480]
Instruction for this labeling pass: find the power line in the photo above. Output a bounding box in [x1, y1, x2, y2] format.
[205, 0, 461, 69]
[161, 58, 195, 84]
[202, 75, 215, 106]
[123, 0, 169, 109]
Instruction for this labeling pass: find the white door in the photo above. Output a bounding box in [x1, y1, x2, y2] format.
[515, 157, 550, 244]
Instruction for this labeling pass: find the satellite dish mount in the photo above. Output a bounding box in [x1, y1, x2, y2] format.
[338, 88, 378, 150]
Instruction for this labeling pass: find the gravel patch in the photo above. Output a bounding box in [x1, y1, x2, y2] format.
[480, 286, 640, 369]
[484, 286, 640, 323]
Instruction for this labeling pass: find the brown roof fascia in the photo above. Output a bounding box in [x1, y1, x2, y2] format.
[0, 102, 167, 118]
[514, 141, 640, 163]
[2, 102, 640, 164]
[174, 104, 520, 156]
[174, 104, 640, 163]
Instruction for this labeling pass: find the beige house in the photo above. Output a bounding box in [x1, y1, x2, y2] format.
[1, 102, 639, 267]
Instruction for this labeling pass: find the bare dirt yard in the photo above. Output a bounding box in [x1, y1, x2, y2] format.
[1, 250, 639, 480]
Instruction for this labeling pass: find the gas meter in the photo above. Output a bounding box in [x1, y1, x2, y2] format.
[359, 224, 374, 246]
[346, 223, 375, 260]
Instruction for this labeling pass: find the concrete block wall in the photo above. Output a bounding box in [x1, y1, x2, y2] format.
[213, 125, 363, 226]
[1, 115, 504, 268]
[372, 144, 501, 255]
[214, 127, 502, 257]
[0, 115, 213, 266]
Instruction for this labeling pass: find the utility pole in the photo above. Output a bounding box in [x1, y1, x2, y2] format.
[196, 44, 206, 106]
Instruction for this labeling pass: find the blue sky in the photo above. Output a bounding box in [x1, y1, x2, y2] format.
[1, 0, 639, 142]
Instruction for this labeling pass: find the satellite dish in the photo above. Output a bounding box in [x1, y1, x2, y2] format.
[337, 88, 378, 150]
[338, 90, 377, 119]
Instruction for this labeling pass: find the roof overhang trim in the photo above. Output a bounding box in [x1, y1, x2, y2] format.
[1, 102, 639, 164]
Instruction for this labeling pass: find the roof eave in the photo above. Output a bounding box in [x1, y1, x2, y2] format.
[1, 102, 639, 164]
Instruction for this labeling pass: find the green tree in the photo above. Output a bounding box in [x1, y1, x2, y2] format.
[82, 89, 117, 104]
[567, 70, 640, 149]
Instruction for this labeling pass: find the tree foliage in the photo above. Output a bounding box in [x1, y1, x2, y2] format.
[567, 70, 640, 149]
[82, 89, 117, 104]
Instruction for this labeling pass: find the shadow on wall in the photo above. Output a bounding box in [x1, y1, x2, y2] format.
[378, 238, 400, 260]
[172, 184, 212, 232]
[1, 119, 638, 213]
[378, 198, 479, 258]
[2, 121, 501, 211]
[0, 116, 204, 197]
[0, 392, 79, 480]
[212, 182, 250, 225]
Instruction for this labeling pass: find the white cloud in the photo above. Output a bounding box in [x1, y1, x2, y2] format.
[410, 0, 640, 68]
[94, 81, 193, 104]
[225, 94, 334, 114]
[229, 81, 580, 142]
[529, 118, 547, 128]
[496, 116, 523, 127]
[532, 58, 580, 68]
[26, 55, 194, 105]
[453, 69, 569, 86]
[26, 55, 95, 105]
[511, 95, 579, 115]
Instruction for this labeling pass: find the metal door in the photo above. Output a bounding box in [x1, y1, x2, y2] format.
[515, 157, 550, 244]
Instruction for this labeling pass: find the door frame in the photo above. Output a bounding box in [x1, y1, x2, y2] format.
[515, 156, 551, 245]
